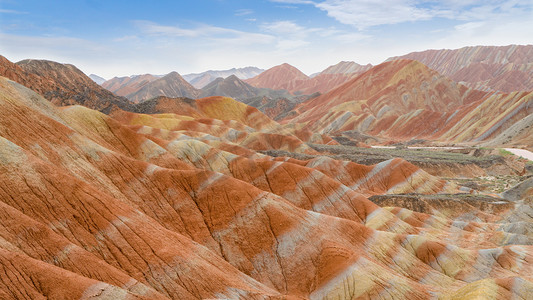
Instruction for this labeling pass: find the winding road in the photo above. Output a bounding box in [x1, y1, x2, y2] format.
[504, 148, 533, 161]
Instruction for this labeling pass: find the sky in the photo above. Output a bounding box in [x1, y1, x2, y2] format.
[1, 0, 532, 79]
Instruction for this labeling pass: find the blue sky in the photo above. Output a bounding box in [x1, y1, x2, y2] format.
[1, 0, 532, 78]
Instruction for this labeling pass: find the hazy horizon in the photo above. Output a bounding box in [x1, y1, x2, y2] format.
[1, 0, 532, 78]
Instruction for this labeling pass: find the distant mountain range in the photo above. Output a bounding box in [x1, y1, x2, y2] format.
[244, 62, 372, 95]
[100, 66, 266, 102]
[183, 66, 264, 88]
[89, 74, 106, 85]
[4, 44, 532, 147]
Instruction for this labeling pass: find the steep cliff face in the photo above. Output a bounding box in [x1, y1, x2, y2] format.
[387, 45, 533, 92]
[1, 75, 532, 299]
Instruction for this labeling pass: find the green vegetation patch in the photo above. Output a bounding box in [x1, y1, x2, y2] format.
[498, 148, 514, 156]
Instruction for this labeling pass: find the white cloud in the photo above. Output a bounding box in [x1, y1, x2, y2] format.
[4, 1, 531, 80]
[454, 21, 485, 32]
[0, 34, 107, 57]
[431, 17, 533, 50]
[113, 35, 139, 42]
[269, 0, 533, 30]
[134, 20, 274, 45]
[315, 0, 433, 29]
[261, 21, 322, 51]
[261, 20, 306, 34]
[331, 32, 370, 43]
[0, 9, 28, 14]
[235, 9, 254, 16]
[134, 20, 201, 37]
[276, 39, 310, 50]
[270, 0, 315, 4]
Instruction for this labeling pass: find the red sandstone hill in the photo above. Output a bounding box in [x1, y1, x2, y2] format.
[282, 59, 533, 149]
[282, 59, 484, 131]
[245, 63, 309, 92]
[387, 45, 533, 92]
[246, 62, 372, 96]
[1, 75, 532, 299]
[0, 55, 133, 113]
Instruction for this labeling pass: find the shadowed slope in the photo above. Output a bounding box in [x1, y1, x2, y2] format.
[10, 58, 133, 113]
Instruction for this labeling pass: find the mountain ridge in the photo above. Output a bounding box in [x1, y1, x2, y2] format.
[387, 44, 533, 92]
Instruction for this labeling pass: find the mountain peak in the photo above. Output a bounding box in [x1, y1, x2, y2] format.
[126, 70, 199, 103]
[226, 74, 239, 81]
[245, 63, 308, 91]
[165, 71, 183, 78]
